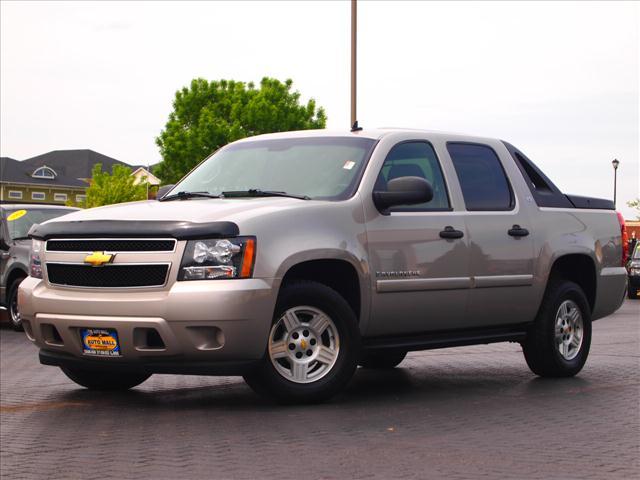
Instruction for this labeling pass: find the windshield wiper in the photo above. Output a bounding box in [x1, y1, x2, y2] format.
[221, 189, 310, 200]
[159, 191, 221, 202]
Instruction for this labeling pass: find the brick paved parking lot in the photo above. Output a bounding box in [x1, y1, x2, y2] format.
[1, 301, 638, 480]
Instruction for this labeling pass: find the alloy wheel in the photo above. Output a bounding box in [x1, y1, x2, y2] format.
[268, 306, 340, 384]
[555, 299, 583, 361]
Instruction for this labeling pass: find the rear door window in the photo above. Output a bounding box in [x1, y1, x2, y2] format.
[375, 141, 450, 211]
[447, 143, 514, 211]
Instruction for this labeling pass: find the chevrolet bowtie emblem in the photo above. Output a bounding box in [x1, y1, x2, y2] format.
[84, 251, 115, 267]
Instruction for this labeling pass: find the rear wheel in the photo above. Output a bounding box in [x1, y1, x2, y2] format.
[8, 276, 26, 332]
[61, 367, 151, 390]
[523, 279, 591, 377]
[243, 281, 360, 404]
[359, 350, 407, 369]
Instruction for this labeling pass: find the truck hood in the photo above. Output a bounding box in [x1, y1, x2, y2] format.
[30, 197, 327, 240]
[43, 197, 314, 224]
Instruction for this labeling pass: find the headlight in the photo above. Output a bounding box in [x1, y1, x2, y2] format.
[631, 268, 640, 276]
[30, 239, 43, 279]
[179, 237, 255, 280]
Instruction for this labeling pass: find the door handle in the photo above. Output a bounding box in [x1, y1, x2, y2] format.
[439, 226, 464, 239]
[508, 225, 530, 237]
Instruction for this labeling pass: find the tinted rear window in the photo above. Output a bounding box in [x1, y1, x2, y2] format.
[447, 143, 513, 211]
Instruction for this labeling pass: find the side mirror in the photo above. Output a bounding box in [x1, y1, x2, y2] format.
[156, 184, 175, 200]
[373, 176, 433, 213]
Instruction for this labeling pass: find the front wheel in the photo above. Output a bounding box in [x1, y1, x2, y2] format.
[61, 367, 151, 390]
[523, 279, 591, 377]
[243, 281, 360, 404]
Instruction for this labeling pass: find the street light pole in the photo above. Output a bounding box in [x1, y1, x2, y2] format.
[351, 0, 357, 128]
[612, 158, 620, 208]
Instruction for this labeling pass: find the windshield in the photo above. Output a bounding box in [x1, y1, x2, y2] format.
[168, 137, 377, 201]
[3, 208, 74, 240]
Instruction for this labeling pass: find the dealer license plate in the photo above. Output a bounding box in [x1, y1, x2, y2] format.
[80, 328, 121, 357]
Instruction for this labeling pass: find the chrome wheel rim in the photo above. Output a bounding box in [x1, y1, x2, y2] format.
[268, 306, 340, 384]
[9, 290, 20, 327]
[555, 300, 583, 361]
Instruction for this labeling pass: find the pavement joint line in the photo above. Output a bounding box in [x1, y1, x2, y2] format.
[590, 353, 640, 358]
[0, 401, 91, 413]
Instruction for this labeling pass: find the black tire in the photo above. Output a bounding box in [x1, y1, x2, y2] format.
[523, 279, 592, 377]
[61, 367, 151, 390]
[243, 281, 360, 404]
[628, 286, 637, 300]
[359, 350, 407, 369]
[7, 276, 26, 332]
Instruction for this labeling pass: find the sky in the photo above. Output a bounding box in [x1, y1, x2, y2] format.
[1, 1, 638, 218]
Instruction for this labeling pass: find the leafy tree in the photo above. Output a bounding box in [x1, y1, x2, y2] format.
[154, 77, 327, 184]
[628, 198, 640, 220]
[69, 163, 148, 208]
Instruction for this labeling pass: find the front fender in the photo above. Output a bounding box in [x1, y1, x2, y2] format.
[273, 249, 371, 332]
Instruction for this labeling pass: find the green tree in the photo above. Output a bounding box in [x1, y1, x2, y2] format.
[154, 77, 327, 184]
[628, 198, 640, 220]
[70, 163, 148, 208]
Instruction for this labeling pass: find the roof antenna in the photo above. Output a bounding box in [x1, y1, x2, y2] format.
[351, 120, 362, 132]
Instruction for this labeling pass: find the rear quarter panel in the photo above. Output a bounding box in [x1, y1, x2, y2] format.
[530, 208, 626, 320]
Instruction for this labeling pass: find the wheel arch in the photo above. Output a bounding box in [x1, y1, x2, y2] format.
[5, 266, 28, 303]
[277, 252, 368, 327]
[547, 253, 597, 313]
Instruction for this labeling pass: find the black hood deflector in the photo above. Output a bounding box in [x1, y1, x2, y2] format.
[29, 220, 239, 240]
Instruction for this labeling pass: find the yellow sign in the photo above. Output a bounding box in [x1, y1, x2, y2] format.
[84, 333, 118, 351]
[7, 210, 27, 222]
[84, 251, 115, 267]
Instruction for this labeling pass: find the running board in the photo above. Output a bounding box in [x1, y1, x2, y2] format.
[362, 324, 530, 352]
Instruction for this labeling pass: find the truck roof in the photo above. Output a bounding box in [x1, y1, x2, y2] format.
[233, 128, 501, 145]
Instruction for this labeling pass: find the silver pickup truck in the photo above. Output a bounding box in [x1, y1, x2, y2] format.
[19, 129, 628, 403]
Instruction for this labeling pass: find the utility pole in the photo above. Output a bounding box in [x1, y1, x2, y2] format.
[351, 0, 357, 128]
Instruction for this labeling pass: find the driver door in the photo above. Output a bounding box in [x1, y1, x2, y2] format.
[364, 141, 471, 336]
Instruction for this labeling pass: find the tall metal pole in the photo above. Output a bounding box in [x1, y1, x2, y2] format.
[612, 158, 620, 208]
[613, 168, 617, 208]
[351, 0, 357, 127]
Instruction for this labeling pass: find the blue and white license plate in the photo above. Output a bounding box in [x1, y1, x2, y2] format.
[80, 328, 121, 357]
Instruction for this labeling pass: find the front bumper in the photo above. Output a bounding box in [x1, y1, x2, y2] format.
[39, 349, 261, 375]
[18, 276, 279, 373]
[628, 275, 640, 288]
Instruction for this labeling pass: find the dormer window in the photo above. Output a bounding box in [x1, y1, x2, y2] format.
[32, 166, 57, 179]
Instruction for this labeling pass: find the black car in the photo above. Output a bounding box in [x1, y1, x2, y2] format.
[627, 242, 640, 299]
[0, 204, 78, 330]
